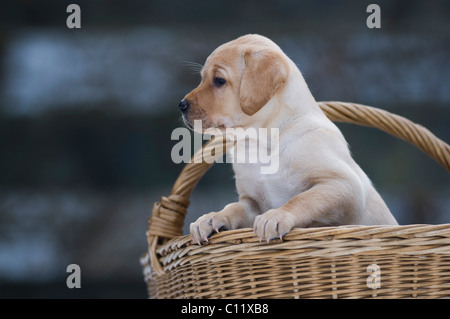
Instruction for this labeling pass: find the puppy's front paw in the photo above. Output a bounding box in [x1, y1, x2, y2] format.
[189, 211, 233, 245]
[254, 209, 296, 243]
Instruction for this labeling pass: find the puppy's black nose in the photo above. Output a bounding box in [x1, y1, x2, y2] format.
[179, 100, 190, 113]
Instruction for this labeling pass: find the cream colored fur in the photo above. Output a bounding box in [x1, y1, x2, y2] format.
[181, 34, 397, 244]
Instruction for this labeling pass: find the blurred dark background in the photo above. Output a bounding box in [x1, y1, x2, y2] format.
[0, 0, 449, 298]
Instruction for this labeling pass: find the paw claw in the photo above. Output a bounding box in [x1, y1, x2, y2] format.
[253, 209, 294, 243]
[190, 210, 234, 244]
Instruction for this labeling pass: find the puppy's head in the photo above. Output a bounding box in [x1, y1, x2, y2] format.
[179, 34, 289, 133]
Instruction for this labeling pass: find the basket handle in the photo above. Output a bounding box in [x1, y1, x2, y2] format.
[147, 101, 450, 275]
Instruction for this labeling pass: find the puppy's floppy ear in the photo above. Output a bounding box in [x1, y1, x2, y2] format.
[239, 50, 288, 116]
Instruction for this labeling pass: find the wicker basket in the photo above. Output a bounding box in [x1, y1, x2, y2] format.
[141, 101, 450, 299]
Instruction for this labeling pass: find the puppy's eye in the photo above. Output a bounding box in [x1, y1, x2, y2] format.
[213, 77, 226, 87]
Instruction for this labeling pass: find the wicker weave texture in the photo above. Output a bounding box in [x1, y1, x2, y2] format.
[141, 225, 450, 299]
[144, 256, 450, 299]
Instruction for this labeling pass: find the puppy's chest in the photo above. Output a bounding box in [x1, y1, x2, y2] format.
[233, 162, 300, 210]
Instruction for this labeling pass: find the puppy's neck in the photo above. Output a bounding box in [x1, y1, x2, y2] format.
[284, 64, 324, 116]
[259, 65, 326, 131]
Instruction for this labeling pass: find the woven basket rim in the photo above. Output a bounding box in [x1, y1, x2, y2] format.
[159, 224, 450, 252]
[152, 224, 450, 274]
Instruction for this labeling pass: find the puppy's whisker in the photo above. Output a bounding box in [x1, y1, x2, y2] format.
[182, 61, 204, 74]
[183, 61, 203, 68]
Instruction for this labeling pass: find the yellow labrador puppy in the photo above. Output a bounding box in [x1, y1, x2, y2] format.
[179, 34, 398, 244]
